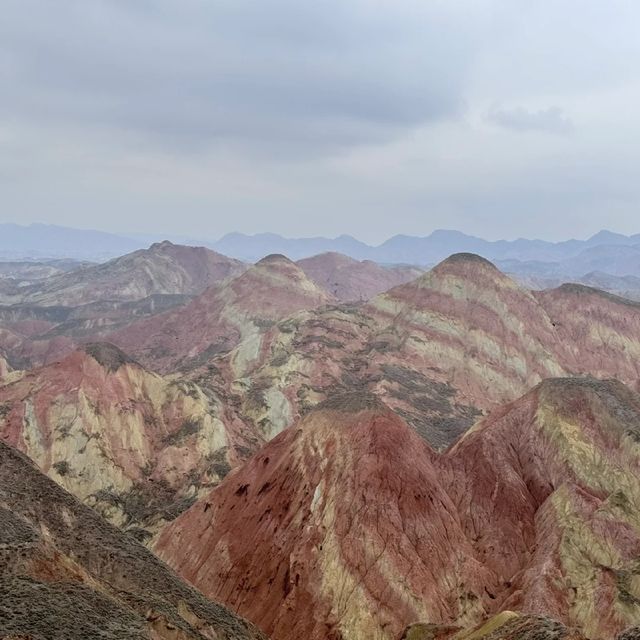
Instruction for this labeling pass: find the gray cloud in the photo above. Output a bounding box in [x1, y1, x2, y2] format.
[0, 1, 479, 154]
[2, 0, 640, 242]
[487, 106, 573, 134]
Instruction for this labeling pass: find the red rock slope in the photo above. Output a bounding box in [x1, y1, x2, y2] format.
[156, 392, 497, 640]
[0, 343, 259, 539]
[157, 379, 640, 640]
[0, 440, 266, 640]
[297, 251, 422, 301]
[0, 240, 246, 307]
[111, 253, 333, 373]
[442, 377, 640, 639]
[536, 284, 640, 389]
[195, 253, 640, 450]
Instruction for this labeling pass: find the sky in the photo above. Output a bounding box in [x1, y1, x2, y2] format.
[1, 0, 640, 244]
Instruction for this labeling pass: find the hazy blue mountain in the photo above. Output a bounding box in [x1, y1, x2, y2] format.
[0, 224, 144, 260]
[212, 232, 373, 262]
[584, 230, 640, 246]
[499, 243, 640, 279]
[211, 229, 640, 265]
[559, 244, 640, 277]
[4, 224, 640, 274]
[509, 270, 640, 301]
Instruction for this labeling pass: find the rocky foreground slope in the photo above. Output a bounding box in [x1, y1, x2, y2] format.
[400, 612, 589, 639]
[0, 439, 266, 640]
[156, 380, 640, 640]
[0, 343, 260, 539]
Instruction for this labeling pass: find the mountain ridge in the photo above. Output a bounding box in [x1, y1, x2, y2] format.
[5, 223, 640, 268]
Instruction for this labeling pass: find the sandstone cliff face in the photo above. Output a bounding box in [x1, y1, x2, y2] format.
[190, 254, 640, 450]
[157, 381, 640, 640]
[297, 251, 423, 301]
[111, 254, 333, 373]
[0, 440, 266, 640]
[0, 343, 259, 539]
[0, 354, 10, 380]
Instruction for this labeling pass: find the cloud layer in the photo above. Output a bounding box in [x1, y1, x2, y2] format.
[2, 0, 640, 242]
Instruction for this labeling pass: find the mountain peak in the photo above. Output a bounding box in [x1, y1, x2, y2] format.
[255, 253, 293, 266]
[149, 239, 176, 250]
[423, 253, 515, 290]
[156, 393, 488, 640]
[434, 252, 499, 271]
[587, 229, 631, 244]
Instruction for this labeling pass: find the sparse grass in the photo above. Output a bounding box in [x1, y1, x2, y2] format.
[163, 419, 201, 446]
[52, 461, 70, 477]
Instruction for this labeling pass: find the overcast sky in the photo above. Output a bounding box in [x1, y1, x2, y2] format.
[2, 0, 640, 243]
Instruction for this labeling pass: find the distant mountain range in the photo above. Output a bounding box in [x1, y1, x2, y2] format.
[3, 223, 640, 276]
[0, 223, 144, 260]
[212, 229, 640, 265]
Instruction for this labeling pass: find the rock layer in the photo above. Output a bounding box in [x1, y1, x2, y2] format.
[111, 253, 333, 373]
[400, 612, 587, 640]
[193, 254, 640, 449]
[0, 343, 259, 538]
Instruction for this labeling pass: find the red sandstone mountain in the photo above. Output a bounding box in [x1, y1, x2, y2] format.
[441, 377, 640, 639]
[155, 392, 496, 640]
[3, 249, 640, 639]
[0, 240, 246, 307]
[535, 283, 640, 389]
[0, 439, 266, 640]
[111, 253, 334, 373]
[192, 253, 640, 449]
[0, 343, 260, 539]
[0, 242, 247, 368]
[157, 380, 640, 639]
[297, 251, 422, 301]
